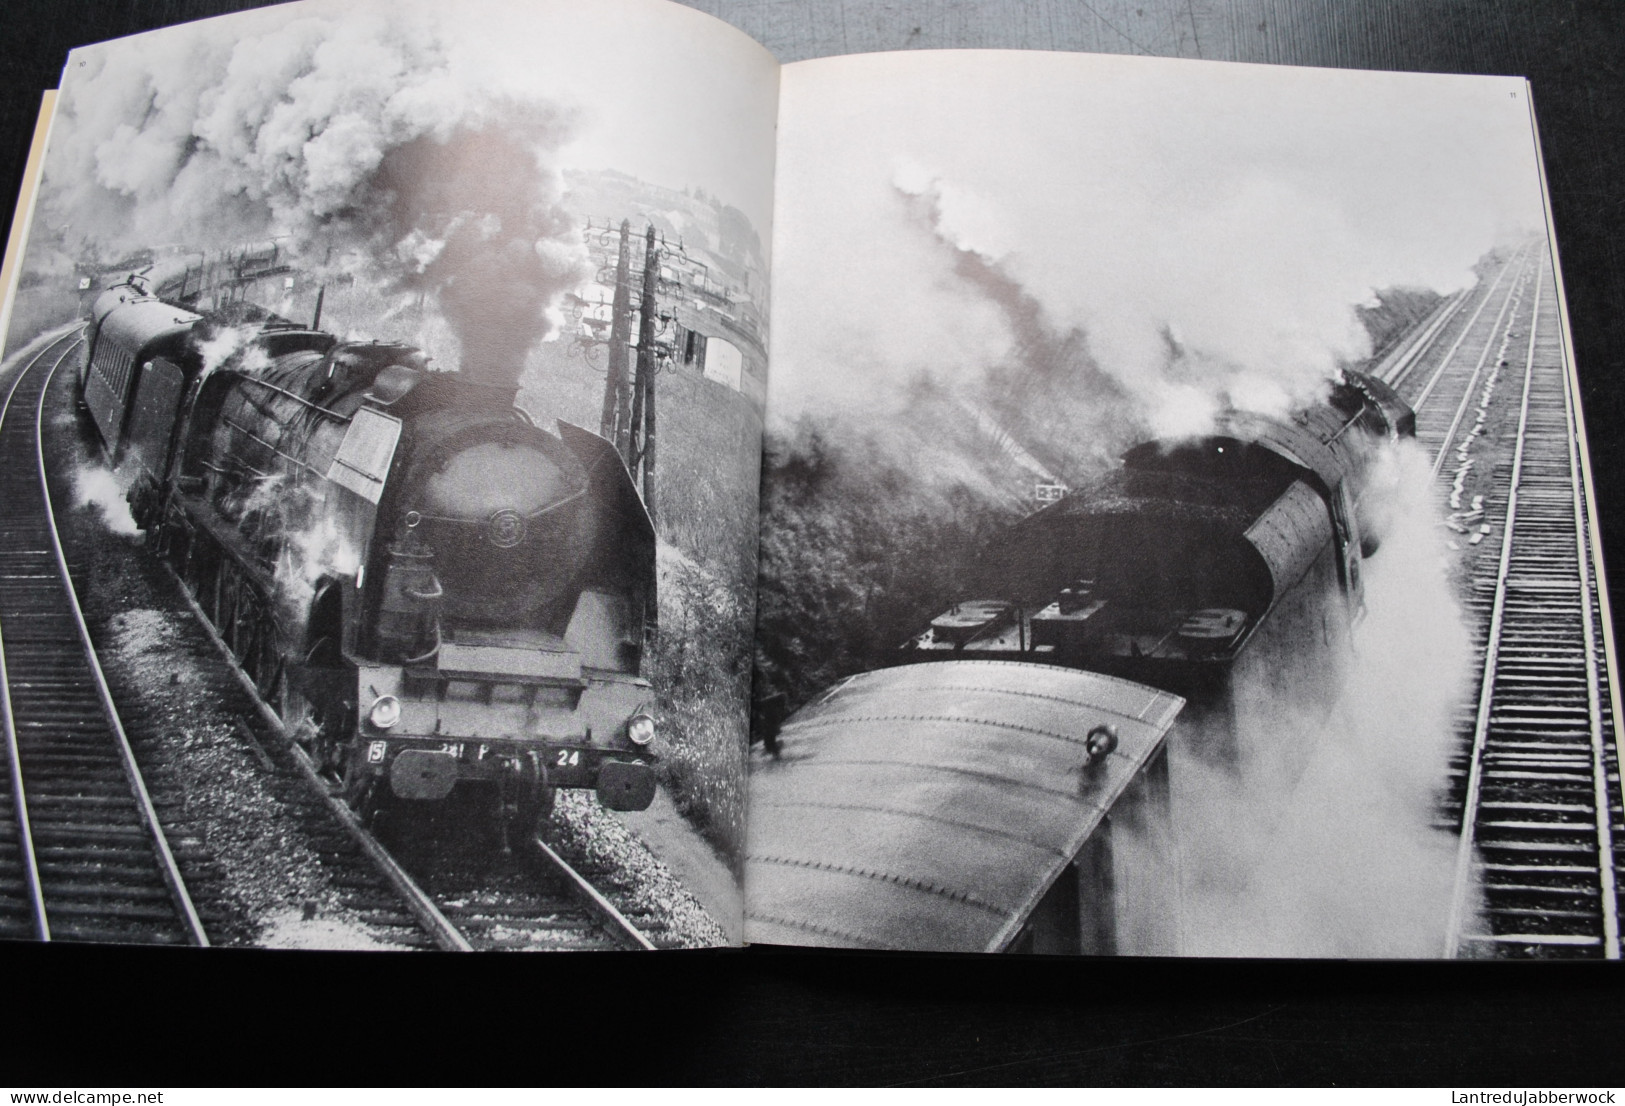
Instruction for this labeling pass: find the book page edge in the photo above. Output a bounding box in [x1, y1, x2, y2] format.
[0, 90, 59, 351]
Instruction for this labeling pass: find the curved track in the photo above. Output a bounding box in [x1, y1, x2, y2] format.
[1380, 244, 1623, 959]
[3, 325, 658, 951]
[177, 568, 656, 951]
[0, 328, 208, 944]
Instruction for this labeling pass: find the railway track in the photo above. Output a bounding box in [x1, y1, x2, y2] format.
[1381, 243, 1623, 959]
[175, 557, 658, 951]
[2, 326, 659, 952]
[0, 327, 209, 944]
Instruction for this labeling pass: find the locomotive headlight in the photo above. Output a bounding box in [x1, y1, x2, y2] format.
[627, 714, 656, 747]
[368, 694, 402, 730]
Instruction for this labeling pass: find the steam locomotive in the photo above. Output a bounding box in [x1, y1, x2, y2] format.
[901, 369, 1412, 774]
[746, 372, 1416, 954]
[79, 277, 659, 833]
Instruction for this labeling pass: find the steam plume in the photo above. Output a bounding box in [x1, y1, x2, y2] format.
[771, 51, 1546, 442]
[1161, 441, 1471, 957]
[46, 2, 586, 385]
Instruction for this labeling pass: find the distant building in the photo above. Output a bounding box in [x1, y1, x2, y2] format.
[703, 336, 743, 390]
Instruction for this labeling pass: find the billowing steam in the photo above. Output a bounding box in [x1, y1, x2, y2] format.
[1155, 441, 1472, 957]
[73, 466, 139, 536]
[771, 51, 1547, 444]
[195, 325, 273, 376]
[276, 493, 363, 623]
[892, 163, 1312, 440]
[47, 2, 585, 386]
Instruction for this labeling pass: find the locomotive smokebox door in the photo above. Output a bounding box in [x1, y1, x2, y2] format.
[390, 749, 459, 800]
[596, 761, 657, 811]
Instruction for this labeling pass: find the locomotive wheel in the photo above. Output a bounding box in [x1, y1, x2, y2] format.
[289, 635, 350, 776]
[237, 581, 255, 664]
[150, 518, 180, 561]
[514, 784, 557, 840]
[240, 593, 286, 702]
[226, 566, 248, 656]
[508, 760, 555, 845]
[293, 686, 348, 780]
[212, 558, 238, 644]
[195, 550, 288, 706]
[278, 676, 318, 750]
[231, 583, 256, 667]
[343, 769, 382, 829]
[287, 668, 363, 815]
[179, 537, 214, 603]
[311, 725, 351, 782]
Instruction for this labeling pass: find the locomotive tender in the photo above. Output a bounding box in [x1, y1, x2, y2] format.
[80, 278, 659, 831]
[903, 370, 1413, 774]
[747, 374, 1415, 953]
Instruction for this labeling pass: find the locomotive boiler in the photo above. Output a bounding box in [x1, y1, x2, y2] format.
[746, 373, 1416, 954]
[80, 280, 659, 833]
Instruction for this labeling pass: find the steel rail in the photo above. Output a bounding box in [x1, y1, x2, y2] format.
[162, 562, 476, 953]
[527, 833, 657, 951]
[1379, 286, 1467, 391]
[1442, 262, 1543, 957]
[1412, 242, 1526, 418]
[0, 328, 82, 940]
[30, 339, 210, 946]
[1427, 248, 1532, 480]
[173, 556, 653, 952]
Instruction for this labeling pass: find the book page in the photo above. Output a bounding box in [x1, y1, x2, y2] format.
[0, 0, 775, 950]
[752, 49, 1610, 958]
[0, 92, 56, 349]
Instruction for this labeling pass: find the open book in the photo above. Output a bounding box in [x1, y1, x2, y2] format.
[0, 0, 1613, 959]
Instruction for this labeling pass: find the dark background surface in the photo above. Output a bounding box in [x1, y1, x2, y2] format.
[2, 0, 1623, 1087]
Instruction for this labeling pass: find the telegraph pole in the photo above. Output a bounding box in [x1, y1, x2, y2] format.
[581, 217, 710, 523]
[635, 225, 660, 523]
[599, 220, 634, 459]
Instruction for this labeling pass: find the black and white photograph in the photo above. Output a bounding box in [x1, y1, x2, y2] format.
[1, 0, 1619, 972]
[0, 0, 778, 950]
[745, 49, 1619, 958]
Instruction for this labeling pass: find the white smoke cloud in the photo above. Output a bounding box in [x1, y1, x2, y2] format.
[73, 465, 139, 536]
[275, 491, 363, 624]
[771, 51, 1547, 437]
[46, 0, 588, 386]
[194, 324, 272, 375]
[892, 161, 1015, 263]
[1163, 441, 1472, 957]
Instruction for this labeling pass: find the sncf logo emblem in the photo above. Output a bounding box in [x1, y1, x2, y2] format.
[487, 509, 527, 548]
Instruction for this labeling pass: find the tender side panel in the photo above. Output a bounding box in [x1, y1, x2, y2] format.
[1244, 480, 1333, 597]
[84, 299, 199, 454]
[745, 661, 1183, 953]
[124, 358, 186, 481]
[84, 336, 135, 449]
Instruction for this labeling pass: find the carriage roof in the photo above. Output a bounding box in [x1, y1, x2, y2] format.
[745, 661, 1183, 952]
[91, 291, 200, 354]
